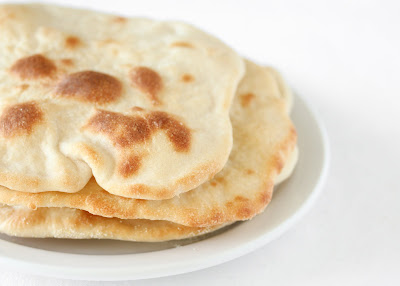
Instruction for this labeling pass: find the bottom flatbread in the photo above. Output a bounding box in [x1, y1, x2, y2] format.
[0, 204, 224, 242]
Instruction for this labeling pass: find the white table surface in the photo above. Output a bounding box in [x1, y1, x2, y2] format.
[0, 0, 399, 285]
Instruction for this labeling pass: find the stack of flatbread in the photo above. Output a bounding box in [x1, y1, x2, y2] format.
[0, 4, 298, 242]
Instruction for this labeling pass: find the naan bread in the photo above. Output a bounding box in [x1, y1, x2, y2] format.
[0, 4, 244, 199]
[0, 60, 297, 227]
[0, 204, 224, 242]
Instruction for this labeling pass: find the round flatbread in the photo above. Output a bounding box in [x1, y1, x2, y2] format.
[0, 4, 244, 199]
[0, 204, 225, 242]
[0, 60, 297, 227]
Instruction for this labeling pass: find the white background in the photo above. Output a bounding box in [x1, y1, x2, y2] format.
[0, 0, 399, 285]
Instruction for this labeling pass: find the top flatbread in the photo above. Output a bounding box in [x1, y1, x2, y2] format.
[0, 4, 244, 199]
[0, 60, 297, 227]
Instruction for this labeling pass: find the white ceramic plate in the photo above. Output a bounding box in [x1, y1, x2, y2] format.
[0, 93, 329, 281]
